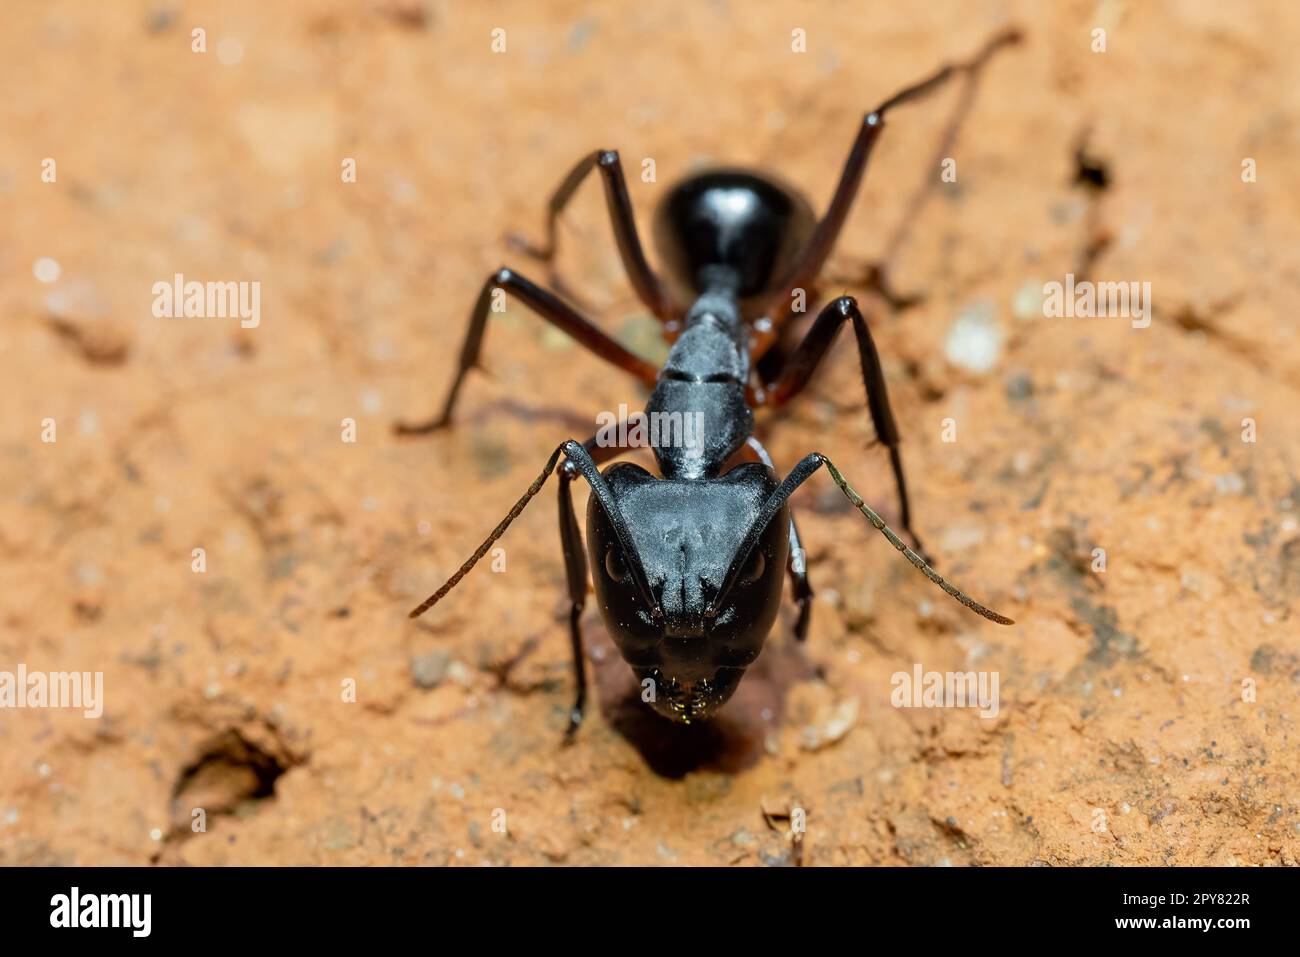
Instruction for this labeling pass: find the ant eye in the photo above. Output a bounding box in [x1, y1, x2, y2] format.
[739, 548, 766, 584]
[604, 547, 628, 583]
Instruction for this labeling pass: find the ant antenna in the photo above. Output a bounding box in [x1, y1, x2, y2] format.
[708, 453, 1014, 625]
[408, 440, 661, 621]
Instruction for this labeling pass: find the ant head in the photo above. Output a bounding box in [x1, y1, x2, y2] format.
[586, 461, 790, 722]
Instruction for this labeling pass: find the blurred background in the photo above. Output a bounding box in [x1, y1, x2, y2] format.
[2, 0, 1298, 865]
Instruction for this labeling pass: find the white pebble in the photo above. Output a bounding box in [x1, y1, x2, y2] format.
[34, 257, 61, 283]
[945, 302, 1003, 374]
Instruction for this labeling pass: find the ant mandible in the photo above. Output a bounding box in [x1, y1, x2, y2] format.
[400, 28, 1021, 738]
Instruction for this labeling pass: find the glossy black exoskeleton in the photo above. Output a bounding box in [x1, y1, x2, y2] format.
[401, 29, 1021, 735]
[654, 169, 815, 308]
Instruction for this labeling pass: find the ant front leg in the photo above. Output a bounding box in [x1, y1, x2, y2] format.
[394, 267, 658, 435]
[509, 150, 679, 322]
[760, 296, 930, 564]
[557, 458, 589, 742]
[557, 432, 629, 742]
[744, 436, 813, 641]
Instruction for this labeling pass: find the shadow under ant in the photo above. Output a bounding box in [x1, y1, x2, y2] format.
[583, 609, 817, 779]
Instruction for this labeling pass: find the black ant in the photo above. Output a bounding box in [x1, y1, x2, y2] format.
[400, 29, 1021, 739]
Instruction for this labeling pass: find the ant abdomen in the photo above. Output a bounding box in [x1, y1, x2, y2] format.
[652, 169, 815, 304]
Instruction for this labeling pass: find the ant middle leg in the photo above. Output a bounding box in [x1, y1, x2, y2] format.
[758, 295, 930, 563]
[751, 27, 1021, 361]
[509, 150, 679, 322]
[394, 267, 659, 435]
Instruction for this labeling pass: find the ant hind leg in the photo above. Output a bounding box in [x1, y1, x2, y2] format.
[751, 27, 1021, 361]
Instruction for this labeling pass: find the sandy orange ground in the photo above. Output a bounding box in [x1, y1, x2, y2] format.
[2, 0, 1298, 866]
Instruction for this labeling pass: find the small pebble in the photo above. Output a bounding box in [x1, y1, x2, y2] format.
[1012, 280, 1044, 320]
[945, 301, 1003, 374]
[411, 649, 452, 689]
[1005, 372, 1033, 400]
[1215, 473, 1245, 495]
[34, 257, 61, 283]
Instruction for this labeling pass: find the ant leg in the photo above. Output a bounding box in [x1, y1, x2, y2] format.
[759, 295, 930, 563]
[744, 437, 813, 641]
[509, 150, 679, 322]
[394, 267, 659, 435]
[751, 27, 1021, 361]
[557, 459, 590, 742]
[558, 432, 630, 741]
